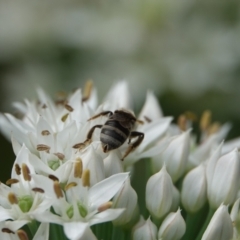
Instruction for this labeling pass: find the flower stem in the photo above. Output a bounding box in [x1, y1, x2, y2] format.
[111, 226, 130, 240]
[49, 223, 67, 240]
[27, 220, 39, 237]
[195, 207, 215, 240]
[182, 204, 209, 240]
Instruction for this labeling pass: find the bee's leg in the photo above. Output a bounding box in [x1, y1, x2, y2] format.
[73, 125, 102, 150]
[122, 131, 144, 160]
[88, 111, 113, 121]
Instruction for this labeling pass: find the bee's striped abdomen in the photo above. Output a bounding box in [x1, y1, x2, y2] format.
[100, 120, 130, 151]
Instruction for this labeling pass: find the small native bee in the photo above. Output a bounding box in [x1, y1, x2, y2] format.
[78, 109, 144, 160]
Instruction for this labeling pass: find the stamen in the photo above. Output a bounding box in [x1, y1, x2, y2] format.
[15, 164, 21, 175]
[61, 113, 69, 122]
[72, 143, 85, 150]
[8, 192, 18, 205]
[17, 230, 29, 240]
[98, 201, 113, 212]
[2, 228, 15, 234]
[54, 152, 65, 160]
[49, 175, 59, 182]
[65, 182, 77, 191]
[82, 169, 90, 187]
[41, 130, 50, 136]
[32, 187, 45, 193]
[6, 178, 19, 185]
[184, 111, 197, 121]
[22, 164, 31, 181]
[144, 116, 152, 123]
[42, 104, 47, 109]
[208, 122, 220, 135]
[65, 104, 74, 112]
[54, 181, 64, 199]
[82, 80, 93, 102]
[200, 110, 211, 131]
[74, 158, 83, 178]
[177, 114, 187, 131]
[37, 144, 50, 152]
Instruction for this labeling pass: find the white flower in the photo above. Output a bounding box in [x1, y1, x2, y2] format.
[207, 147, 240, 209]
[132, 218, 157, 240]
[31, 172, 129, 240]
[202, 204, 233, 240]
[146, 165, 174, 219]
[158, 208, 186, 240]
[181, 163, 207, 213]
[152, 130, 190, 182]
[112, 178, 139, 226]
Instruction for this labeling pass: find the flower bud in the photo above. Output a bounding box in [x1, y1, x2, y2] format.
[133, 218, 157, 240]
[112, 179, 139, 226]
[207, 148, 240, 209]
[158, 208, 186, 240]
[202, 204, 233, 240]
[146, 165, 174, 219]
[181, 164, 207, 213]
[152, 131, 190, 182]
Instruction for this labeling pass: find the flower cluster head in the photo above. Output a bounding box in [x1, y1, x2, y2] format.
[0, 80, 240, 240]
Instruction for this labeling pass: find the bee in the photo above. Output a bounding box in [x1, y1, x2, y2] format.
[75, 109, 144, 160]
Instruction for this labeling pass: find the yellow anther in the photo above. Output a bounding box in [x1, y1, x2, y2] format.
[41, 130, 51, 136]
[65, 104, 74, 112]
[65, 182, 77, 191]
[200, 110, 212, 131]
[53, 181, 64, 199]
[74, 158, 83, 178]
[15, 164, 21, 175]
[82, 169, 90, 187]
[177, 114, 187, 131]
[22, 163, 31, 181]
[208, 122, 221, 135]
[17, 230, 29, 240]
[98, 201, 113, 212]
[6, 178, 19, 185]
[8, 192, 18, 205]
[36, 144, 50, 152]
[61, 113, 69, 122]
[82, 80, 93, 102]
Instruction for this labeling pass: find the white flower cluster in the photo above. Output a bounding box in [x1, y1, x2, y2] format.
[0, 81, 240, 240]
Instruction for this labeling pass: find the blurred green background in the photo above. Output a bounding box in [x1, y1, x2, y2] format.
[1, 0, 240, 182]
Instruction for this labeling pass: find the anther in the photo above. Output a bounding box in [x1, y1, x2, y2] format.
[2, 228, 15, 234]
[72, 143, 85, 150]
[82, 169, 90, 187]
[22, 164, 31, 181]
[74, 158, 83, 178]
[54, 181, 64, 199]
[36, 144, 50, 152]
[65, 182, 77, 191]
[98, 201, 113, 212]
[41, 130, 51, 136]
[200, 110, 212, 131]
[61, 113, 69, 122]
[65, 104, 74, 112]
[42, 104, 47, 109]
[6, 178, 19, 185]
[32, 187, 45, 193]
[8, 192, 18, 205]
[208, 122, 220, 135]
[48, 175, 59, 182]
[15, 164, 21, 175]
[144, 116, 152, 123]
[82, 80, 93, 102]
[17, 230, 29, 240]
[177, 114, 187, 131]
[54, 152, 65, 160]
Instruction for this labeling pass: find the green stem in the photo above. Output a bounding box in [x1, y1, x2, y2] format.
[49, 223, 67, 240]
[111, 226, 125, 240]
[195, 208, 215, 240]
[182, 204, 209, 240]
[27, 220, 39, 237]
